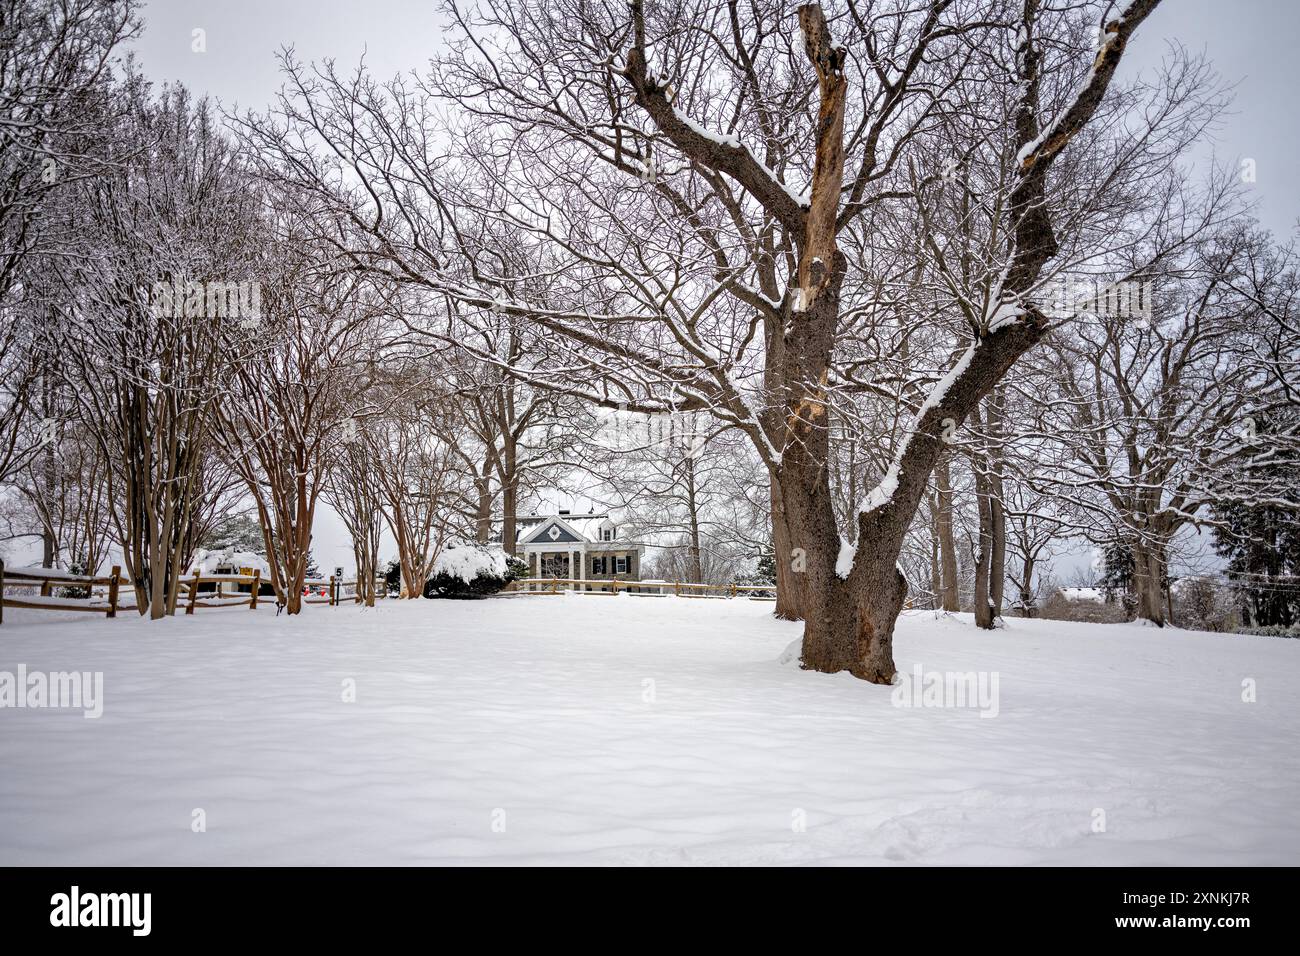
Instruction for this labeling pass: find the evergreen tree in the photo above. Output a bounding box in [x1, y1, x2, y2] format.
[383, 558, 402, 595]
[200, 513, 266, 554]
[1100, 539, 1138, 617]
[1213, 415, 1300, 627]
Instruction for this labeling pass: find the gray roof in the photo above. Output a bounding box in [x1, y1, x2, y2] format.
[517, 512, 612, 541]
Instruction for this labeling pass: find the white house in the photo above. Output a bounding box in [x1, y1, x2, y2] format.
[513, 511, 646, 586]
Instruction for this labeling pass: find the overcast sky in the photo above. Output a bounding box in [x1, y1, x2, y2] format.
[130, 0, 1298, 236]
[122, 0, 1298, 576]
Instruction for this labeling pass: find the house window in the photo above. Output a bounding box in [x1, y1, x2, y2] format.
[615, 556, 628, 574]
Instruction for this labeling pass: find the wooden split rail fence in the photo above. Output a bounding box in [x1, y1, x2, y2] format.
[0, 560, 123, 622]
[503, 578, 778, 600]
[0, 559, 385, 624]
[180, 572, 388, 614]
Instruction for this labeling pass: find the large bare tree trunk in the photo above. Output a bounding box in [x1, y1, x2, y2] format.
[1133, 539, 1167, 625]
[779, 3, 847, 663]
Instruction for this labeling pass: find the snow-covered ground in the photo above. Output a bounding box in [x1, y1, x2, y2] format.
[1, 594, 1296, 865]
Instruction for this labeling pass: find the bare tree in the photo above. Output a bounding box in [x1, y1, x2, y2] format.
[0, 0, 139, 488]
[215, 201, 374, 615]
[239, 0, 1180, 681]
[369, 390, 471, 599]
[1040, 221, 1296, 625]
[323, 431, 385, 607]
[50, 83, 257, 616]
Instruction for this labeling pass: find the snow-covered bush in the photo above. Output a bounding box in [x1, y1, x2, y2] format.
[1235, 624, 1300, 639]
[423, 544, 519, 598]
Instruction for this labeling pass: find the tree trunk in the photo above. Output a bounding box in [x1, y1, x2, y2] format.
[685, 453, 703, 584]
[972, 464, 995, 629]
[1018, 555, 1037, 617]
[770, 477, 804, 620]
[928, 493, 942, 609]
[987, 390, 1006, 618]
[851, 556, 910, 683]
[473, 473, 493, 544]
[1133, 540, 1166, 625]
[501, 435, 519, 555]
[936, 455, 959, 611]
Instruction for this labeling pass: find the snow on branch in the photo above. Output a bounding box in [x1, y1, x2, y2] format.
[622, 0, 809, 236]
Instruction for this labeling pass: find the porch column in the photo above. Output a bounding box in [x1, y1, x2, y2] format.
[578, 544, 586, 591]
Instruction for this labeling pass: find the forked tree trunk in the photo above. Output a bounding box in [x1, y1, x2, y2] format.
[624, 0, 1160, 683]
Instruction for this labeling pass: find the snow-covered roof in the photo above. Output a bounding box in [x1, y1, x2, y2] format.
[1057, 586, 1105, 603]
[517, 512, 614, 543]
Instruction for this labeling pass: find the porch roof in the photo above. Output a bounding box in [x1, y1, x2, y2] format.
[518, 540, 645, 553]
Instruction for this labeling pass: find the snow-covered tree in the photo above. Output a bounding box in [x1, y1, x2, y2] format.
[239, 0, 1174, 681]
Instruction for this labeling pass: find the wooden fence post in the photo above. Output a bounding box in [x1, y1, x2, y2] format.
[107, 566, 121, 618]
[730, 582, 737, 599]
[674, 580, 680, 597]
[250, 570, 260, 610]
[329, 575, 336, 606]
[186, 570, 200, 615]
